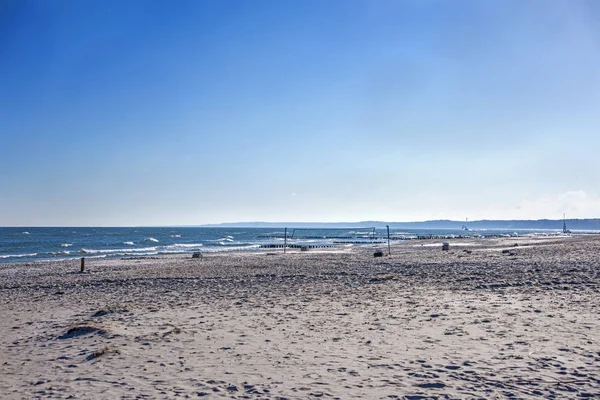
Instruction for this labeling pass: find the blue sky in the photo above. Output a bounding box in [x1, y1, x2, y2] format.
[1, 0, 600, 226]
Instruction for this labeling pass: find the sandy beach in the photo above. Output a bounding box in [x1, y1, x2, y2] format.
[1, 235, 599, 399]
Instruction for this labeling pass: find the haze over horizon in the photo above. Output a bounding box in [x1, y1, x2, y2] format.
[2, 1, 600, 226]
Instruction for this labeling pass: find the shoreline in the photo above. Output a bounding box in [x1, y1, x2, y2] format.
[0, 230, 587, 266]
[1, 235, 599, 398]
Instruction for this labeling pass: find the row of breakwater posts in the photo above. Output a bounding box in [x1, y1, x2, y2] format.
[259, 233, 477, 252]
[258, 228, 502, 254]
[257, 232, 522, 252]
[257, 226, 517, 255]
[257, 234, 483, 241]
[259, 244, 338, 250]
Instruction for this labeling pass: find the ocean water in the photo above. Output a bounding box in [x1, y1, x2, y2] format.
[0, 226, 563, 263]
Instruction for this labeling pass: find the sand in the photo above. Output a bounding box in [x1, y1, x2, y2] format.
[1, 235, 599, 399]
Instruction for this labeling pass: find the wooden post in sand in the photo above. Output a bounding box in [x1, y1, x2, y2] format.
[80, 257, 85, 273]
[386, 225, 391, 256]
[284, 227, 287, 254]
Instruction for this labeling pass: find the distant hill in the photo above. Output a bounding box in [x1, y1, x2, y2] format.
[200, 219, 600, 230]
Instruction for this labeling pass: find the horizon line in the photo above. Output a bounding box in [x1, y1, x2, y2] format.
[2, 217, 599, 228]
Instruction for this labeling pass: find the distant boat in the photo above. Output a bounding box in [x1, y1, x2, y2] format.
[462, 218, 469, 231]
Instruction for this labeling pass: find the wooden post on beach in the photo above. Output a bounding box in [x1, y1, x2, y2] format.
[80, 257, 85, 273]
[386, 225, 391, 256]
[284, 227, 287, 254]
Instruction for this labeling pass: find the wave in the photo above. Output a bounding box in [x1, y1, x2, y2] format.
[202, 245, 260, 253]
[22, 232, 30, 235]
[61, 243, 73, 247]
[170, 234, 181, 238]
[78, 247, 157, 255]
[0, 253, 37, 259]
[163, 243, 204, 249]
[123, 241, 135, 246]
[145, 237, 159, 243]
[49, 251, 71, 255]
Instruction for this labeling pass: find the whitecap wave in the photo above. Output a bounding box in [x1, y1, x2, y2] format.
[123, 241, 135, 246]
[0, 253, 37, 259]
[61, 243, 73, 247]
[163, 243, 204, 249]
[22, 232, 30, 235]
[202, 245, 260, 253]
[170, 234, 181, 238]
[145, 237, 159, 243]
[79, 246, 157, 254]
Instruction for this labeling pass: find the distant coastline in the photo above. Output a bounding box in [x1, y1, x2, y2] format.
[198, 218, 600, 231]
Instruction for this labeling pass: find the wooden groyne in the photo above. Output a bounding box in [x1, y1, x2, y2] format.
[257, 235, 380, 240]
[333, 240, 387, 244]
[258, 234, 479, 241]
[259, 244, 338, 249]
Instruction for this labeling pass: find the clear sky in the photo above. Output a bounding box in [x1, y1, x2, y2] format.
[1, 0, 600, 226]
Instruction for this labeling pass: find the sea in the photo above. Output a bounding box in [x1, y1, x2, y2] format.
[0, 226, 567, 264]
